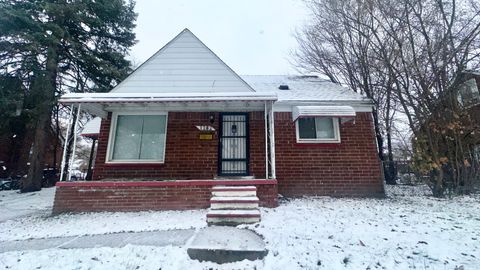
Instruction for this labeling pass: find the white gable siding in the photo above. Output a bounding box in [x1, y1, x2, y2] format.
[111, 29, 254, 93]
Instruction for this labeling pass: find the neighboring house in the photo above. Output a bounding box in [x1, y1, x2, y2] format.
[457, 71, 480, 108]
[53, 29, 383, 217]
[412, 70, 480, 192]
[456, 71, 480, 164]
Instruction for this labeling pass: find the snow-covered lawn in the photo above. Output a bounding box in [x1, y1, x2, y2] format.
[0, 185, 479, 269]
[0, 208, 206, 241]
[0, 187, 55, 222]
[244, 186, 480, 269]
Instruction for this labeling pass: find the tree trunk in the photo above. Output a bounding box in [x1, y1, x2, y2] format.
[385, 128, 397, 185]
[21, 45, 59, 192]
[21, 112, 50, 192]
[371, 107, 385, 163]
[432, 167, 444, 197]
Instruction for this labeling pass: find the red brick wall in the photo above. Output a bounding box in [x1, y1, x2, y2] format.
[91, 110, 383, 198]
[52, 180, 278, 214]
[274, 112, 384, 197]
[93, 112, 266, 180]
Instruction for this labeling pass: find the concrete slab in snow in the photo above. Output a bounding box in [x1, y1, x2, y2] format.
[0, 229, 195, 253]
[187, 226, 268, 264]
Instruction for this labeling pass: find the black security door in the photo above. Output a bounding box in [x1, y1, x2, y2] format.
[218, 113, 249, 176]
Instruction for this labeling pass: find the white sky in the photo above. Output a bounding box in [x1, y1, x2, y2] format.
[130, 0, 310, 75]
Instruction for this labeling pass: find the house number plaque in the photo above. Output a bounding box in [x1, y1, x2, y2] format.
[199, 134, 213, 140]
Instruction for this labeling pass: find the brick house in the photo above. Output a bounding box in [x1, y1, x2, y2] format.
[53, 29, 384, 220]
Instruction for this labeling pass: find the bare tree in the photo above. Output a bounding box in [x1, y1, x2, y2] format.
[295, 0, 480, 196]
[294, 0, 399, 184]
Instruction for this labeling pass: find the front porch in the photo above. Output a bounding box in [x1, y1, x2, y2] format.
[52, 179, 278, 214]
[54, 92, 280, 218]
[59, 92, 278, 182]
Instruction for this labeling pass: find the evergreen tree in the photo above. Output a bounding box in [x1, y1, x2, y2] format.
[0, 0, 137, 192]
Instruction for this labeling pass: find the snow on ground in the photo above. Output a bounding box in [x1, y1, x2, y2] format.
[0, 207, 206, 242]
[243, 186, 480, 269]
[0, 187, 55, 222]
[0, 245, 264, 270]
[1, 185, 479, 269]
[0, 187, 205, 241]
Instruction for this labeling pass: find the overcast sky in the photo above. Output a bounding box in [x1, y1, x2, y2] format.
[129, 0, 310, 75]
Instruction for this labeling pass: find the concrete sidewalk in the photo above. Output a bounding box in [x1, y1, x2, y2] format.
[0, 229, 195, 253]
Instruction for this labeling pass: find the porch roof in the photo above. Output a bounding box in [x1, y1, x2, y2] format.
[59, 91, 278, 104]
[59, 92, 278, 118]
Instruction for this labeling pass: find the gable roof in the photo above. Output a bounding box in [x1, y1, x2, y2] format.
[111, 28, 255, 93]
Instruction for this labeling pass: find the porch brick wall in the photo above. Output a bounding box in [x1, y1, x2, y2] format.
[274, 112, 384, 197]
[92, 112, 266, 180]
[52, 181, 278, 214]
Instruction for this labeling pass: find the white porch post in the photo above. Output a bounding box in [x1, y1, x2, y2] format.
[268, 101, 276, 179]
[264, 101, 269, 179]
[59, 104, 74, 181]
[67, 104, 81, 181]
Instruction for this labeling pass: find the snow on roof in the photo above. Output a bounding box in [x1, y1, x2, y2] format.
[59, 75, 372, 113]
[241, 75, 371, 104]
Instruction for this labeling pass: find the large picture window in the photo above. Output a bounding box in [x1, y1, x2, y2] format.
[296, 117, 340, 143]
[108, 113, 167, 162]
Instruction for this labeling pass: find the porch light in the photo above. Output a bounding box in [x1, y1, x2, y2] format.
[209, 114, 215, 124]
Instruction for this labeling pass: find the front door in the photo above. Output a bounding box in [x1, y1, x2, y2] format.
[218, 113, 249, 176]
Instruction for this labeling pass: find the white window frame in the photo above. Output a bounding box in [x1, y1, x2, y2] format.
[106, 111, 168, 163]
[295, 117, 341, 143]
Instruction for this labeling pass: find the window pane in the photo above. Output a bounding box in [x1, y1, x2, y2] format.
[112, 115, 143, 160]
[315, 118, 335, 139]
[298, 118, 316, 139]
[112, 115, 167, 161]
[139, 115, 166, 160]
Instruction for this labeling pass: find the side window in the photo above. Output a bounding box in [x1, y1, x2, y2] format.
[296, 117, 340, 143]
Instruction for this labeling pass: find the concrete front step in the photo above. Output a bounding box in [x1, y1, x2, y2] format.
[210, 196, 259, 210]
[211, 186, 257, 197]
[207, 209, 261, 226]
[211, 186, 257, 191]
[187, 226, 268, 264]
